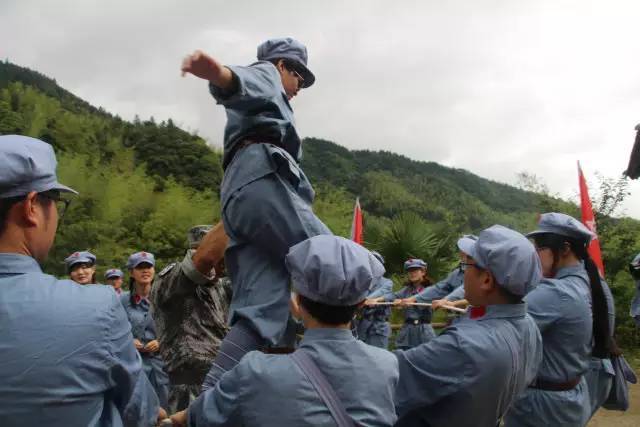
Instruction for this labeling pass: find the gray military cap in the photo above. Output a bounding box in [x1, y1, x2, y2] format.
[188, 225, 213, 248]
[467, 225, 541, 296]
[257, 37, 315, 88]
[457, 234, 478, 256]
[0, 135, 77, 198]
[370, 250, 385, 265]
[285, 235, 385, 306]
[527, 212, 594, 243]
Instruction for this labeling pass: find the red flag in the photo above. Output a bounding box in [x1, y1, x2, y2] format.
[577, 161, 605, 277]
[350, 197, 364, 245]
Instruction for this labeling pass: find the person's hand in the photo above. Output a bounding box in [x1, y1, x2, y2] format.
[193, 222, 229, 277]
[181, 50, 233, 89]
[364, 298, 376, 306]
[144, 340, 160, 353]
[170, 410, 188, 427]
[133, 339, 145, 351]
[452, 299, 469, 309]
[156, 407, 169, 425]
[393, 299, 404, 306]
[431, 299, 447, 311]
[402, 297, 417, 306]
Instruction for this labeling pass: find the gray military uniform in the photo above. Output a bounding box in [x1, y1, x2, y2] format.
[504, 265, 593, 426]
[189, 329, 399, 426]
[395, 304, 542, 427]
[395, 225, 543, 427]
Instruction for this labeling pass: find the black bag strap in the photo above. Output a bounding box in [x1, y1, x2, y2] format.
[290, 350, 356, 427]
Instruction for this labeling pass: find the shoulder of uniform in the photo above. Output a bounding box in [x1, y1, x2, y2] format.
[158, 262, 177, 278]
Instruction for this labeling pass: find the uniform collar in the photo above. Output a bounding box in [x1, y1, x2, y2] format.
[300, 327, 356, 345]
[555, 263, 586, 280]
[133, 293, 150, 306]
[467, 303, 527, 321]
[0, 253, 42, 274]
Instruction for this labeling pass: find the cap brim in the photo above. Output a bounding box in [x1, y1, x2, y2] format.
[525, 229, 546, 239]
[297, 64, 315, 88]
[457, 237, 476, 256]
[52, 182, 78, 195]
[132, 261, 155, 268]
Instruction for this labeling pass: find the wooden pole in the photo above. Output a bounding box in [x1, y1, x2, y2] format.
[368, 302, 467, 314]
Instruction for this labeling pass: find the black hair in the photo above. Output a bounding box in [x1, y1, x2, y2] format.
[0, 192, 57, 236]
[0, 195, 24, 235]
[68, 261, 96, 275]
[297, 294, 360, 326]
[268, 58, 303, 75]
[532, 233, 611, 358]
[404, 269, 433, 288]
[497, 285, 524, 304]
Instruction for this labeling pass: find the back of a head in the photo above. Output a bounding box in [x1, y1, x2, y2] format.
[286, 235, 384, 324]
[188, 224, 213, 249]
[469, 225, 542, 298]
[528, 212, 611, 357]
[0, 135, 77, 258]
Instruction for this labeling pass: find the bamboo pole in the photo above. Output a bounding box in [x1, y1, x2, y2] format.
[368, 302, 467, 314]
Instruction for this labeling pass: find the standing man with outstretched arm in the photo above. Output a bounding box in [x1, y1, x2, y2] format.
[181, 37, 332, 389]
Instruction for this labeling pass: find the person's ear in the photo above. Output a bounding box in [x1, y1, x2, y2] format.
[21, 191, 42, 227]
[479, 270, 496, 293]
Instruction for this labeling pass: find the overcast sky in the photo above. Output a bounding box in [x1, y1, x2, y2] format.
[3, 0, 640, 217]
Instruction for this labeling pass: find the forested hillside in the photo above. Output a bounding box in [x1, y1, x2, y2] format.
[2, 60, 639, 345]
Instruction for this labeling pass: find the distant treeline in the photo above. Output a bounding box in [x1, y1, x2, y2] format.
[2, 60, 639, 346]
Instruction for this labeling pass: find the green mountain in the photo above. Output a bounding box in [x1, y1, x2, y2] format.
[2, 61, 639, 346]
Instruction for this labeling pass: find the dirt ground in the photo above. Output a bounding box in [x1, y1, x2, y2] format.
[588, 382, 639, 426]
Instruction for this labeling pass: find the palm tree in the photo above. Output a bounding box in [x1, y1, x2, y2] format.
[365, 212, 451, 279]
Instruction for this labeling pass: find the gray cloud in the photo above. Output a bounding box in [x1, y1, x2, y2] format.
[3, 0, 640, 216]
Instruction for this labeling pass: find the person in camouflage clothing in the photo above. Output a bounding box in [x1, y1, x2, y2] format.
[150, 223, 232, 413]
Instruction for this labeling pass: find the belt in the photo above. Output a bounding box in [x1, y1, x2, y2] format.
[405, 319, 428, 325]
[529, 376, 581, 391]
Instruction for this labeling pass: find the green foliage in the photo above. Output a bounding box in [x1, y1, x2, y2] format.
[4, 60, 640, 350]
[366, 212, 453, 278]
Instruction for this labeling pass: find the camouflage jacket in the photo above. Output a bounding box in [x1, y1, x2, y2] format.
[150, 250, 232, 386]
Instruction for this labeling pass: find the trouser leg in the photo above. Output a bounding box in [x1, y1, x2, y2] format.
[201, 320, 263, 391]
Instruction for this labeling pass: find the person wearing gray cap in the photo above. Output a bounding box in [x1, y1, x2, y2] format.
[105, 268, 125, 295]
[354, 250, 393, 349]
[172, 235, 398, 426]
[394, 225, 543, 427]
[504, 212, 612, 427]
[64, 250, 98, 285]
[182, 37, 331, 389]
[404, 235, 478, 310]
[121, 251, 171, 409]
[0, 135, 164, 426]
[370, 258, 436, 350]
[150, 223, 232, 413]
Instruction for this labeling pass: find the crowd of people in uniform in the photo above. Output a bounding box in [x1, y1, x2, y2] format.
[0, 36, 638, 426]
